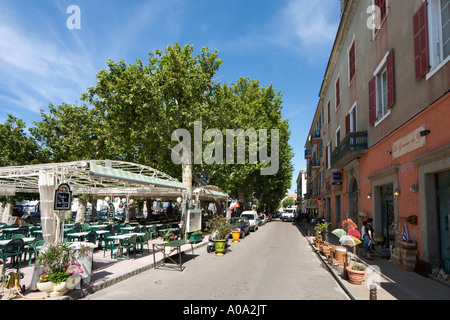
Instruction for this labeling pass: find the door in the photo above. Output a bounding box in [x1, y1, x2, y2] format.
[381, 184, 395, 247]
[437, 171, 450, 265]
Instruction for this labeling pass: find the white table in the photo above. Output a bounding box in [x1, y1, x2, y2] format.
[0, 237, 35, 247]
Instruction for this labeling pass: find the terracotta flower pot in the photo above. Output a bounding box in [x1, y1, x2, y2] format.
[346, 266, 366, 285]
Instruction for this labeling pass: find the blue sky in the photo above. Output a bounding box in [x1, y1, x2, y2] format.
[0, 0, 340, 194]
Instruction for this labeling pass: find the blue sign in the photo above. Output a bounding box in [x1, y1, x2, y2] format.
[332, 172, 342, 185]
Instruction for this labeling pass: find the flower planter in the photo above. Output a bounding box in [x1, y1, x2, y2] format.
[214, 240, 227, 256]
[346, 266, 366, 285]
[37, 281, 69, 297]
[231, 231, 240, 243]
[321, 244, 332, 258]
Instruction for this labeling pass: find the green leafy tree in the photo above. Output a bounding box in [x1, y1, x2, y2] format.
[0, 114, 43, 166]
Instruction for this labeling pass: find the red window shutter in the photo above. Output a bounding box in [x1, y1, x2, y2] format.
[368, 76, 376, 126]
[345, 114, 351, 135]
[325, 146, 328, 168]
[337, 129, 341, 146]
[387, 48, 395, 108]
[349, 42, 356, 81]
[328, 101, 331, 124]
[336, 78, 340, 108]
[413, 1, 430, 81]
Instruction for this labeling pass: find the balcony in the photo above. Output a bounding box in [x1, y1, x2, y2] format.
[311, 159, 321, 172]
[330, 131, 368, 169]
[311, 130, 321, 144]
[305, 148, 312, 159]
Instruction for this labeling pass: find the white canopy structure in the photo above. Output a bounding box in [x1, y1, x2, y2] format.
[0, 160, 230, 244]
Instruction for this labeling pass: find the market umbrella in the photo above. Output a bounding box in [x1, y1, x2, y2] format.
[341, 218, 358, 231]
[339, 235, 359, 247]
[348, 228, 361, 239]
[332, 229, 347, 238]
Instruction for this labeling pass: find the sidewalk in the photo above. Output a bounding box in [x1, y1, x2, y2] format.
[1, 236, 209, 300]
[296, 220, 450, 300]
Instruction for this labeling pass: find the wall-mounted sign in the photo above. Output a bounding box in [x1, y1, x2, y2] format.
[54, 183, 72, 210]
[186, 209, 201, 233]
[332, 172, 342, 185]
[392, 124, 427, 160]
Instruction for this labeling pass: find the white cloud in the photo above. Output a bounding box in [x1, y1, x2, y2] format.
[0, 8, 97, 116]
[274, 0, 340, 60]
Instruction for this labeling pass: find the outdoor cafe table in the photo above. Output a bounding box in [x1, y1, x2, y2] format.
[1, 227, 19, 239]
[152, 239, 196, 272]
[0, 237, 35, 248]
[67, 232, 89, 241]
[107, 233, 145, 258]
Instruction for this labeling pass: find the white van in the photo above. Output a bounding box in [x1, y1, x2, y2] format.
[240, 210, 260, 231]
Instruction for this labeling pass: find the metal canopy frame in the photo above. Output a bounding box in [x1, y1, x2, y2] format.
[0, 160, 229, 202]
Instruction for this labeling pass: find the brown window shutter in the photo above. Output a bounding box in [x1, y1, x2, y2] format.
[368, 76, 376, 125]
[413, 1, 430, 81]
[345, 114, 351, 135]
[387, 48, 395, 108]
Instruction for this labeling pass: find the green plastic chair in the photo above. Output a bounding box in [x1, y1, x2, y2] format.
[1, 239, 24, 282]
[85, 231, 97, 245]
[25, 239, 45, 266]
[117, 234, 137, 260]
[137, 232, 151, 255]
[82, 223, 91, 232]
[64, 228, 78, 241]
[100, 232, 116, 258]
[11, 234, 25, 240]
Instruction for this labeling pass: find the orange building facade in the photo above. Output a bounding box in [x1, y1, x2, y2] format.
[304, 0, 450, 270]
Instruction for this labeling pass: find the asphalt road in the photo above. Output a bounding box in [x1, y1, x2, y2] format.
[84, 219, 349, 300]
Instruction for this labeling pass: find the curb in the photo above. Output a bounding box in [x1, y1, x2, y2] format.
[294, 221, 358, 300]
[64, 241, 208, 300]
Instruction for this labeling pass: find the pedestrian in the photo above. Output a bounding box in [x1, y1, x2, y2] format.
[361, 221, 367, 241]
[363, 218, 374, 260]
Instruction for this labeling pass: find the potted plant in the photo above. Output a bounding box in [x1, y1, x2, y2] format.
[36, 242, 89, 297]
[206, 215, 231, 256]
[163, 230, 179, 242]
[313, 224, 323, 249]
[187, 230, 203, 243]
[346, 263, 366, 285]
[319, 222, 332, 257]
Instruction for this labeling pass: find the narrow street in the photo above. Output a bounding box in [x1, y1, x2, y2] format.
[84, 219, 349, 300]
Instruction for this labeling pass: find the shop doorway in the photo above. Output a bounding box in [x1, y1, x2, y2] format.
[348, 179, 359, 225]
[437, 170, 450, 269]
[381, 184, 395, 247]
[335, 195, 342, 226]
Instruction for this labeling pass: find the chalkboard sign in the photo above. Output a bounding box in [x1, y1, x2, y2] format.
[54, 183, 72, 210]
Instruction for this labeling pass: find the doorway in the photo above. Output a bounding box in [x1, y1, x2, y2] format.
[437, 170, 450, 269]
[380, 184, 395, 247]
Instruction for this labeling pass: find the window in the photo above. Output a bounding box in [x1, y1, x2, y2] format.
[335, 77, 341, 110]
[426, 0, 450, 76]
[375, 0, 387, 23]
[336, 126, 341, 146]
[369, 49, 395, 126]
[348, 40, 356, 83]
[327, 101, 331, 125]
[346, 103, 357, 135]
[326, 142, 331, 169]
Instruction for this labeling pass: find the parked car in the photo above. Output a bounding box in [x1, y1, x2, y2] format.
[282, 208, 296, 222]
[229, 217, 250, 239]
[240, 211, 260, 231]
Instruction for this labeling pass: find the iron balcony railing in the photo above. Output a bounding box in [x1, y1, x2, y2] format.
[331, 131, 368, 168]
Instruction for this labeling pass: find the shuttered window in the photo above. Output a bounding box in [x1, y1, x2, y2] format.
[335, 77, 340, 109]
[349, 41, 356, 82]
[413, 1, 430, 81]
[368, 49, 395, 126]
[369, 76, 376, 125]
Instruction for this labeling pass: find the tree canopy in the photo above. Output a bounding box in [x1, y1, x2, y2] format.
[6, 43, 294, 211]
